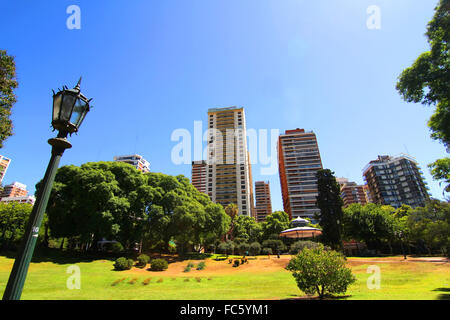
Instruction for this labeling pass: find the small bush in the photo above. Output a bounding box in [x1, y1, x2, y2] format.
[150, 258, 168, 271]
[262, 239, 286, 253]
[286, 245, 356, 299]
[114, 257, 133, 271]
[184, 266, 192, 273]
[289, 241, 322, 255]
[142, 278, 151, 285]
[196, 261, 206, 270]
[249, 242, 261, 256]
[187, 262, 195, 268]
[233, 259, 240, 267]
[262, 247, 273, 255]
[237, 242, 250, 255]
[111, 242, 124, 254]
[128, 278, 138, 284]
[136, 254, 150, 268]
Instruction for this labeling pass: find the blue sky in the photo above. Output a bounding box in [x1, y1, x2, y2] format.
[0, 0, 446, 211]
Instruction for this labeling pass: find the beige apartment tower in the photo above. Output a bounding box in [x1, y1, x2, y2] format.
[206, 107, 252, 216]
[278, 129, 323, 220]
[254, 181, 272, 222]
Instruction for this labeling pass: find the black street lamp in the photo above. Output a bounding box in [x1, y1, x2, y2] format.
[2, 78, 91, 300]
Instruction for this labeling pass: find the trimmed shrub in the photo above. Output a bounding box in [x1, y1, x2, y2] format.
[286, 245, 356, 299]
[136, 254, 150, 268]
[233, 259, 240, 267]
[196, 261, 206, 270]
[114, 257, 134, 271]
[249, 242, 261, 256]
[237, 242, 250, 255]
[218, 241, 234, 256]
[289, 241, 322, 255]
[150, 258, 168, 271]
[262, 239, 286, 253]
[111, 242, 124, 254]
[184, 266, 192, 273]
[262, 247, 273, 255]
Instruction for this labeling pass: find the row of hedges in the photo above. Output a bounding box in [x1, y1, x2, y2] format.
[215, 240, 322, 256]
[114, 255, 168, 271]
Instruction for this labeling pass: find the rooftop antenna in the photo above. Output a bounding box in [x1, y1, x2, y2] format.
[403, 144, 410, 156]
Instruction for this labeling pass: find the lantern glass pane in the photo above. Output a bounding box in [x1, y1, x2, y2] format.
[70, 98, 87, 128]
[60, 94, 76, 121]
[52, 94, 62, 121]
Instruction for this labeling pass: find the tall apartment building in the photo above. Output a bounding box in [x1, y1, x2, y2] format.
[1, 182, 28, 198]
[254, 181, 272, 222]
[191, 160, 207, 194]
[0, 155, 11, 184]
[336, 178, 369, 207]
[278, 129, 323, 220]
[363, 154, 430, 208]
[113, 154, 150, 173]
[206, 107, 252, 216]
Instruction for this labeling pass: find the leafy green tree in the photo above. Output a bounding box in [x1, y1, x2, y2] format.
[232, 215, 262, 243]
[316, 169, 344, 250]
[43, 162, 230, 252]
[261, 211, 290, 241]
[286, 245, 356, 299]
[407, 200, 450, 255]
[396, 0, 450, 194]
[0, 202, 33, 249]
[41, 162, 148, 250]
[0, 50, 18, 148]
[343, 203, 400, 252]
[428, 157, 450, 198]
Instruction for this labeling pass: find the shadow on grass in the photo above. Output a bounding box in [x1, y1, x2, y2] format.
[1, 248, 118, 265]
[433, 287, 450, 300]
[283, 294, 352, 300]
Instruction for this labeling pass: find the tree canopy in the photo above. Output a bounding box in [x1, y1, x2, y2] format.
[396, 0, 450, 194]
[0, 50, 18, 148]
[41, 161, 230, 252]
[316, 169, 344, 250]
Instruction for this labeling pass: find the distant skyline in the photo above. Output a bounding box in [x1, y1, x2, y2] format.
[0, 0, 447, 211]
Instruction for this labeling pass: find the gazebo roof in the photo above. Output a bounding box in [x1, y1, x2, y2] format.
[279, 227, 322, 239]
[291, 217, 309, 223]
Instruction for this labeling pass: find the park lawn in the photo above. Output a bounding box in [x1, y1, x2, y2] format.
[0, 255, 448, 300]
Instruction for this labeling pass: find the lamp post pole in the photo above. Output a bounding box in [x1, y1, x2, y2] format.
[2, 133, 72, 300]
[2, 78, 91, 300]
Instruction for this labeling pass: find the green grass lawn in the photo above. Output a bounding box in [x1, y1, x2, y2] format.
[0, 255, 448, 300]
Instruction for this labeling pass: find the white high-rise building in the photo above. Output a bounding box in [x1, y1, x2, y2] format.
[113, 154, 150, 173]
